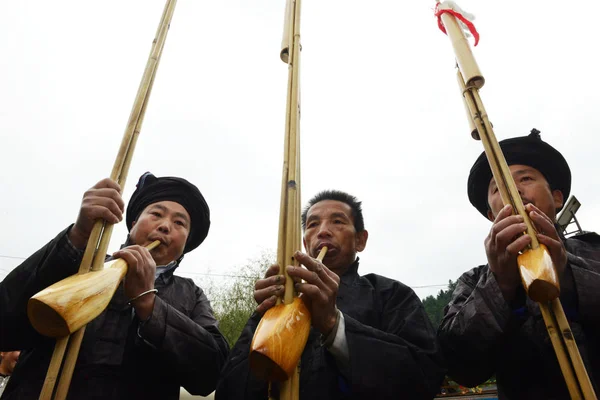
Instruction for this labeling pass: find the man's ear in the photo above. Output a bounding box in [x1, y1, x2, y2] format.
[553, 189, 564, 212]
[355, 230, 368, 252]
[487, 209, 495, 222]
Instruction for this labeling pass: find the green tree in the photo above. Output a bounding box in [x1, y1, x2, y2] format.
[210, 252, 275, 347]
[422, 280, 457, 328]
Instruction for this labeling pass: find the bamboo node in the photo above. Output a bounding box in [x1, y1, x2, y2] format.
[563, 330, 574, 340]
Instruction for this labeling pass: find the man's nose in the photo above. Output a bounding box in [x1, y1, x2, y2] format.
[157, 220, 171, 233]
[316, 222, 332, 238]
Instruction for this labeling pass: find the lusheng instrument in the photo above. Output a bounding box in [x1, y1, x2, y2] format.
[434, 2, 597, 399]
[29, 1, 178, 399]
[248, 0, 321, 398]
[28, 240, 160, 338]
[250, 247, 327, 382]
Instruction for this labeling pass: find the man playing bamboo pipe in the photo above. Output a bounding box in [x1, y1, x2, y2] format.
[216, 190, 445, 400]
[439, 130, 600, 399]
[0, 172, 229, 399]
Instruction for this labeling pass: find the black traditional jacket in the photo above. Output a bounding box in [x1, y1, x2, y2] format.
[216, 259, 445, 400]
[0, 226, 229, 400]
[439, 232, 600, 399]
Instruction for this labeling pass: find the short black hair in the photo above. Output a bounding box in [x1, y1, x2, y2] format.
[301, 190, 365, 232]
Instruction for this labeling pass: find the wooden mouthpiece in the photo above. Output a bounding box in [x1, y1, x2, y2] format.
[249, 247, 328, 381]
[28, 241, 160, 337]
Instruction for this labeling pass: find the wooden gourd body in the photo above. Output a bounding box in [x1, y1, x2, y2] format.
[28, 259, 127, 338]
[517, 243, 559, 302]
[249, 297, 311, 381]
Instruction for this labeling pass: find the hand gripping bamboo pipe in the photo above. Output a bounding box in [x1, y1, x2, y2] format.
[31, 1, 178, 399]
[248, 0, 323, 398]
[27, 240, 160, 338]
[435, 2, 597, 399]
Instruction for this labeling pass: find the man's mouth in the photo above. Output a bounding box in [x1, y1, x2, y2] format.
[149, 236, 169, 247]
[316, 242, 335, 254]
[521, 199, 535, 208]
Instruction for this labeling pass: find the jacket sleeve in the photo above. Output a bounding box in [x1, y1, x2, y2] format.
[342, 286, 446, 400]
[438, 265, 521, 387]
[214, 313, 267, 400]
[567, 253, 600, 327]
[0, 226, 82, 350]
[137, 282, 230, 396]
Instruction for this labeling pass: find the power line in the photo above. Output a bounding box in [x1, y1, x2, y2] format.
[0, 254, 26, 260]
[179, 271, 259, 279]
[180, 271, 451, 289]
[0, 254, 451, 290]
[411, 284, 450, 289]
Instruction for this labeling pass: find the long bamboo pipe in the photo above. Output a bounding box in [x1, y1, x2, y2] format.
[28, 240, 161, 338]
[249, 0, 309, 398]
[436, 2, 597, 399]
[35, 1, 178, 399]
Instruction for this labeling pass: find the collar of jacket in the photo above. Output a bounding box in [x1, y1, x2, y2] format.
[154, 261, 179, 287]
[339, 258, 360, 286]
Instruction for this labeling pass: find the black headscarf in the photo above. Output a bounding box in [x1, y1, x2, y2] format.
[126, 172, 210, 253]
[467, 129, 571, 218]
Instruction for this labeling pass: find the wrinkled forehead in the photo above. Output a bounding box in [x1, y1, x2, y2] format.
[307, 200, 354, 221]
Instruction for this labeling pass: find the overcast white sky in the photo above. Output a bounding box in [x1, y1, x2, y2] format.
[1, 0, 599, 300]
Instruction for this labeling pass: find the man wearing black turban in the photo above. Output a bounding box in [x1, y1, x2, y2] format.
[438, 130, 600, 399]
[0, 173, 229, 400]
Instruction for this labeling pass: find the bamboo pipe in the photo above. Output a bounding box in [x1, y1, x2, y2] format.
[457, 70, 559, 302]
[458, 64, 591, 400]
[551, 299, 597, 399]
[456, 69, 479, 140]
[280, 0, 293, 63]
[252, 1, 306, 398]
[249, 0, 305, 390]
[250, 247, 327, 382]
[439, 8, 483, 88]
[28, 241, 160, 338]
[438, 4, 597, 398]
[37, 1, 177, 398]
[539, 303, 583, 399]
[459, 62, 596, 400]
[279, 0, 302, 307]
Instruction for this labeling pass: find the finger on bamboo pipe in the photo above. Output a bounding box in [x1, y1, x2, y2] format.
[518, 244, 560, 302]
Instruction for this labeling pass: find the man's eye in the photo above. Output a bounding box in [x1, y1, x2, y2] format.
[521, 176, 533, 182]
[175, 220, 185, 227]
[151, 212, 161, 217]
[334, 219, 344, 224]
[307, 222, 318, 228]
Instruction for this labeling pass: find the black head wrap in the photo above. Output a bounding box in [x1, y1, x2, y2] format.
[467, 129, 571, 218]
[126, 172, 210, 253]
